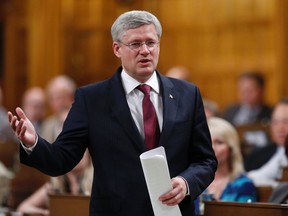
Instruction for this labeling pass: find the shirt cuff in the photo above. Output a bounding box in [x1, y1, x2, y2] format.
[20, 135, 38, 154]
[177, 176, 190, 196]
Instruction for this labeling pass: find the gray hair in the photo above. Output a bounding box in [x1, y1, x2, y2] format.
[111, 10, 162, 42]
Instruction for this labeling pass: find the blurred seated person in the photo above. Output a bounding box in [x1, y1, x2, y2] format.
[0, 161, 13, 206]
[16, 150, 92, 216]
[41, 75, 76, 142]
[0, 85, 16, 143]
[166, 66, 191, 81]
[205, 117, 257, 202]
[22, 87, 47, 134]
[203, 98, 219, 118]
[268, 182, 288, 204]
[223, 71, 272, 127]
[166, 66, 219, 120]
[246, 98, 288, 187]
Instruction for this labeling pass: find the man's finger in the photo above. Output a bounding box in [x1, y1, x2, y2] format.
[15, 107, 27, 120]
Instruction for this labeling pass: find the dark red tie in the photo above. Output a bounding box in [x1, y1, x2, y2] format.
[137, 84, 160, 150]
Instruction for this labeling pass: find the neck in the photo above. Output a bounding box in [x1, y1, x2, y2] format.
[215, 163, 230, 179]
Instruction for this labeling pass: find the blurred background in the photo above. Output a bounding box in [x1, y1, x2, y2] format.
[0, 0, 287, 112]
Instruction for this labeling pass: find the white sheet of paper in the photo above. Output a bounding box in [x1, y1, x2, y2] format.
[140, 146, 182, 216]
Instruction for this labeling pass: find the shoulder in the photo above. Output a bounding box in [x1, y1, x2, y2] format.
[74, 79, 115, 103]
[76, 69, 122, 97]
[233, 173, 255, 185]
[228, 173, 257, 193]
[159, 74, 198, 89]
[225, 174, 256, 194]
[78, 80, 110, 93]
[158, 74, 202, 100]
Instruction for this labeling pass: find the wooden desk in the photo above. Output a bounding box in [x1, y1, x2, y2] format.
[49, 194, 90, 216]
[204, 201, 288, 216]
[8, 164, 49, 209]
[256, 186, 273, 202]
[280, 167, 288, 182]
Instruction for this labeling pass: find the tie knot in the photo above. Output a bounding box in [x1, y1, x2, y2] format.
[137, 84, 151, 95]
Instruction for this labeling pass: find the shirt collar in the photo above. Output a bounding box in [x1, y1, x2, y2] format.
[121, 69, 160, 95]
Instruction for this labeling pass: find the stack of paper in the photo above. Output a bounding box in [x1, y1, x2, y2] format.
[140, 146, 182, 216]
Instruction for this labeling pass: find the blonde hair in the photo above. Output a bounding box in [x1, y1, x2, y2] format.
[207, 117, 244, 180]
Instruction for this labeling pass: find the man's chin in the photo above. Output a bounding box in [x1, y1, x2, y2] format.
[138, 66, 155, 74]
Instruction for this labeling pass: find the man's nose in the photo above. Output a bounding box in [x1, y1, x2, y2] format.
[139, 43, 150, 53]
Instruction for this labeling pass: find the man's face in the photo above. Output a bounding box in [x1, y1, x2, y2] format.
[271, 104, 288, 146]
[112, 24, 160, 83]
[238, 78, 263, 106]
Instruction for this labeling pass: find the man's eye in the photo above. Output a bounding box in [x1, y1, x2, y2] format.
[146, 41, 156, 47]
[130, 42, 141, 48]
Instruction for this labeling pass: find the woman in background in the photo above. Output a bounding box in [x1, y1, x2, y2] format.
[206, 117, 257, 202]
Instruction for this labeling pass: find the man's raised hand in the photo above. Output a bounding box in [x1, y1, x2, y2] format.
[8, 107, 37, 147]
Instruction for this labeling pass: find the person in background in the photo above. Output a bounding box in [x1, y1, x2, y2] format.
[0, 87, 17, 201]
[41, 75, 76, 142]
[8, 10, 217, 216]
[223, 71, 272, 127]
[22, 87, 47, 134]
[166, 66, 191, 81]
[166, 66, 219, 119]
[205, 117, 257, 202]
[203, 98, 219, 118]
[246, 98, 288, 187]
[0, 161, 13, 206]
[0, 86, 16, 143]
[16, 150, 92, 216]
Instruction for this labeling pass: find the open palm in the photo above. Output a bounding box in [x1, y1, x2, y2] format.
[8, 107, 37, 147]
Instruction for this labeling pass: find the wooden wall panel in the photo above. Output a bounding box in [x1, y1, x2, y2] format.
[26, 0, 63, 87]
[157, 0, 284, 110]
[2, 0, 28, 110]
[1, 0, 288, 111]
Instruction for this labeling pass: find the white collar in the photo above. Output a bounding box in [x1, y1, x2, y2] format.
[121, 69, 160, 95]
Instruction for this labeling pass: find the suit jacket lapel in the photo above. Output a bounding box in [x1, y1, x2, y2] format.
[158, 74, 180, 147]
[108, 69, 145, 152]
[106, 69, 181, 151]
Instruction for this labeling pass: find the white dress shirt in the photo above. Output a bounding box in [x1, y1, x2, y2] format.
[121, 69, 163, 141]
[247, 146, 288, 187]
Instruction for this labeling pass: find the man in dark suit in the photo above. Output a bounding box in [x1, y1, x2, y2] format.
[8, 10, 217, 216]
[223, 72, 272, 127]
[245, 98, 288, 186]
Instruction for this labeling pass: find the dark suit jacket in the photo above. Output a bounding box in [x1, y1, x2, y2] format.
[20, 67, 217, 216]
[223, 104, 272, 126]
[244, 143, 277, 172]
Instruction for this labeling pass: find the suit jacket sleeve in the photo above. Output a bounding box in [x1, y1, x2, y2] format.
[20, 88, 89, 176]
